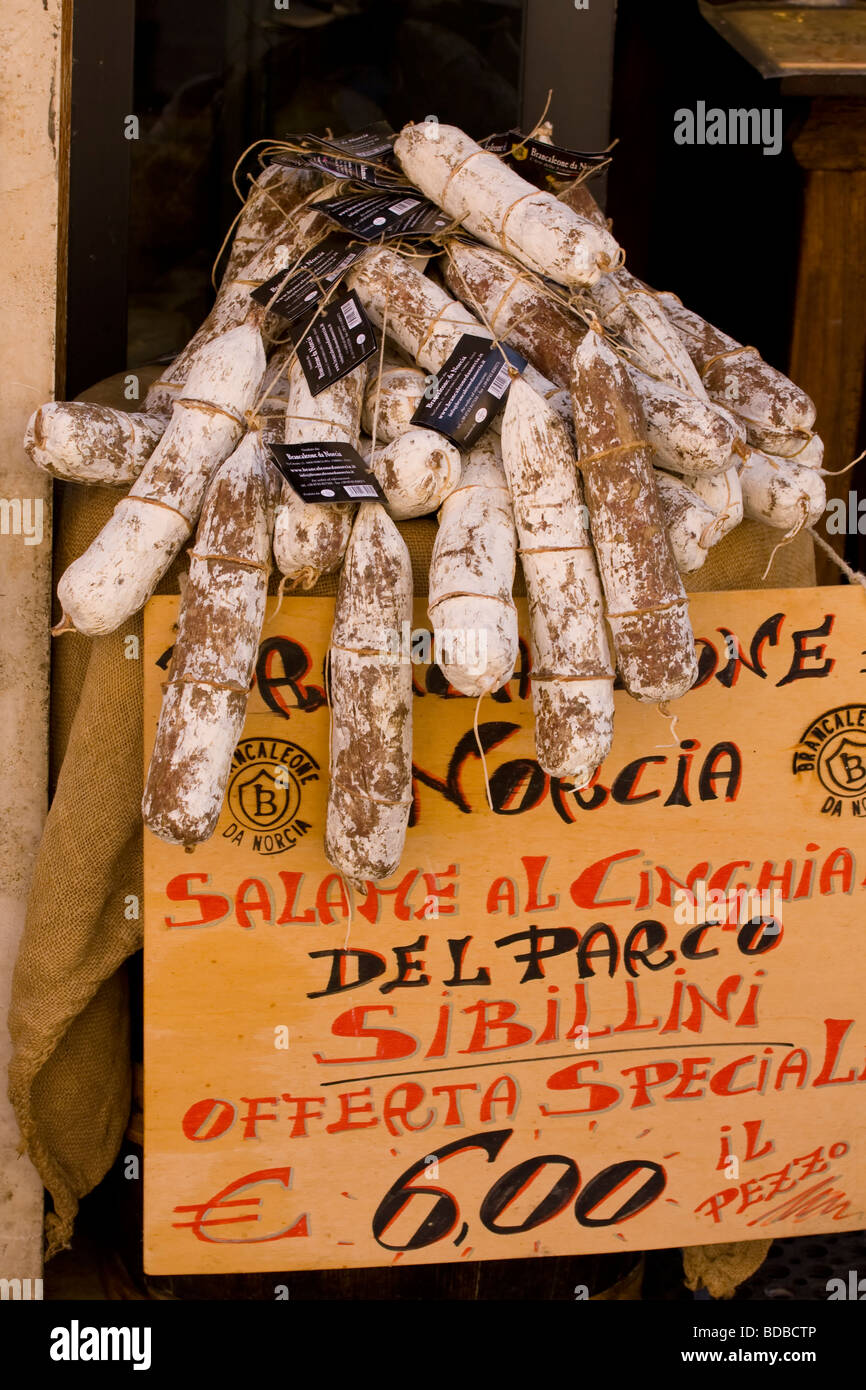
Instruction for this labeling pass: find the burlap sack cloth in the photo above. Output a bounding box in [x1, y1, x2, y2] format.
[9, 371, 817, 1295]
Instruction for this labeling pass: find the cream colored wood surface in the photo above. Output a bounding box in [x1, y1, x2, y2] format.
[144, 587, 866, 1275]
[0, 0, 66, 1285]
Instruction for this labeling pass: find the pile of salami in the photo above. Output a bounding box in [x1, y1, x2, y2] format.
[25, 120, 826, 886]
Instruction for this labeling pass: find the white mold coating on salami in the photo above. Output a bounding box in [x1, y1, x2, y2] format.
[56, 321, 266, 636]
[428, 433, 518, 697]
[682, 465, 744, 538]
[734, 415, 816, 460]
[349, 248, 489, 372]
[394, 123, 620, 288]
[443, 240, 585, 389]
[591, 268, 707, 397]
[367, 428, 461, 520]
[143, 429, 273, 845]
[737, 448, 826, 531]
[165, 202, 332, 397]
[786, 434, 824, 470]
[657, 291, 817, 439]
[438, 241, 741, 478]
[24, 402, 164, 485]
[362, 358, 427, 442]
[325, 503, 413, 885]
[653, 469, 727, 573]
[348, 249, 562, 437]
[223, 163, 320, 285]
[501, 379, 614, 780]
[629, 369, 743, 476]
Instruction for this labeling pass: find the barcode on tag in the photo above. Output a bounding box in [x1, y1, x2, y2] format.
[410, 333, 526, 448]
[340, 298, 363, 329]
[489, 363, 513, 399]
[389, 197, 420, 215]
[344, 483, 380, 498]
[268, 441, 386, 503]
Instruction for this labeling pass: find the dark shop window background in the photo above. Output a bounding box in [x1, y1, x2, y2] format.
[67, 0, 810, 405]
[126, 0, 524, 373]
[67, 0, 860, 576]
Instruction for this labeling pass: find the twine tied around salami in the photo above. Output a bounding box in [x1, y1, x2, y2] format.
[185, 550, 271, 575]
[176, 397, 247, 430]
[577, 440, 648, 469]
[698, 343, 761, 377]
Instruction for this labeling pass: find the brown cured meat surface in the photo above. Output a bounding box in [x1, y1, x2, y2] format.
[325, 504, 413, 884]
[571, 330, 698, 704]
[443, 240, 585, 389]
[558, 180, 815, 449]
[501, 381, 614, 781]
[222, 163, 320, 285]
[143, 430, 272, 845]
[555, 181, 609, 228]
[24, 401, 164, 486]
[656, 293, 816, 446]
[442, 241, 740, 477]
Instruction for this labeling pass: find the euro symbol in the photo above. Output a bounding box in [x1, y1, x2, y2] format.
[173, 1167, 310, 1245]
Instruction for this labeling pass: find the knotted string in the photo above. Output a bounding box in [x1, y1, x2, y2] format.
[819, 446, 866, 478]
[761, 498, 810, 581]
[656, 701, 680, 749]
[808, 528, 866, 591]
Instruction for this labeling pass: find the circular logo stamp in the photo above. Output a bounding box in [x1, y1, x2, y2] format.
[222, 737, 320, 854]
[792, 704, 866, 815]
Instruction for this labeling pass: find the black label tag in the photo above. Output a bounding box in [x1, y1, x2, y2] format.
[525, 139, 609, 179]
[318, 189, 451, 242]
[296, 291, 377, 396]
[480, 128, 524, 157]
[308, 152, 400, 187]
[268, 123, 399, 186]
[411, 334, 527, 448]
[481, 129, 609, 180]
[250, 234, 365, 325]
[317, 122, 396, 160]
[268, 441, 386, 504]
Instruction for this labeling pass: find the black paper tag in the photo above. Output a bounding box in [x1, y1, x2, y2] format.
[250, 234, 365, 325]
[318, 189, 451, 242]
[268, 441, 386, 503]
[481, 129, 609, 180]
[317, 122, 395, 160]
[411, 334, 527, 448]
[296, 291, 377, 396]
[268, 122, 399, 186]
[525, 139, 609, 179]
[308, 152, 400, 187]
[480, 128, 524, 158]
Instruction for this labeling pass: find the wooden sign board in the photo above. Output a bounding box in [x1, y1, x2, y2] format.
[143, 587, 866, 1275]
